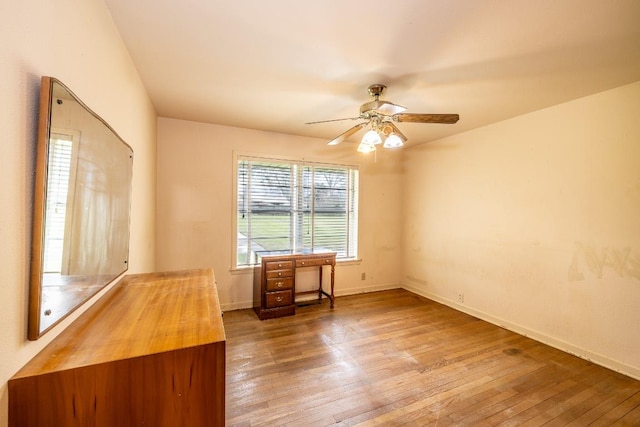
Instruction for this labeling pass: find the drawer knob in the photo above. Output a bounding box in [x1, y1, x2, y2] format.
[277, 282, 283, 287]
[325, 259, 330, 263]
[276, 296, 283, 302]
[278, 263, 282, 267]
[278, 272, 282, 276]
[301, 261, 305, 265]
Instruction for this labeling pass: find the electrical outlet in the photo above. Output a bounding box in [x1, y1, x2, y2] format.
[361, 272, 366, 280]
[457, 293, 464, 303]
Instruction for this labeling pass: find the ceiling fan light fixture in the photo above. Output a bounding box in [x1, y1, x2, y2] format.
[309, 84, 459, 154]
[383, 133, 404, 149]
[362, 129, 382, 145]
[357, 141, 376, 153]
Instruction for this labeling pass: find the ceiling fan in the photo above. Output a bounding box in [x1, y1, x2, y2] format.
[306, 84, 459, 152]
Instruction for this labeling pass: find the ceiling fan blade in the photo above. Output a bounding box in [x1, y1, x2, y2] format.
[305, 116, 361, 125]
[327, 122, 368, 146]
[394, 113, 459, 124]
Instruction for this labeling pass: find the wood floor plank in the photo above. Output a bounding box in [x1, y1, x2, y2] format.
[223, 290, 640, 426]
[589, 390, 640, 426]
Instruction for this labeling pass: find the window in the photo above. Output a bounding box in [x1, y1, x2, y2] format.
[236, 156, 358, 267]
[43, 132, 77, 273]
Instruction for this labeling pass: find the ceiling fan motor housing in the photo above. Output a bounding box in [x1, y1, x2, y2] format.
[361, 84, 407, 116]
[360, 100, 407, 116]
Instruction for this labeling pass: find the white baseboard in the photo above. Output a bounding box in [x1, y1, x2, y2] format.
[402, 283, 640, 381]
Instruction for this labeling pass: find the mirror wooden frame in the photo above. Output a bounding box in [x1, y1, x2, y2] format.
[28, 77, 134, 340]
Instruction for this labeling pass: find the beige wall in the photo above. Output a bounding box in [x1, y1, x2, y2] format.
[402, 82, 640, 379]
[0, 1, 157, 424]
[157, 118, 404, 310]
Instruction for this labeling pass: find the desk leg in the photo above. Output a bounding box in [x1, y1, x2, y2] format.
[330, 263, 335, 308]
[318, 265, 323, 301]
[318, 264, 335, 308]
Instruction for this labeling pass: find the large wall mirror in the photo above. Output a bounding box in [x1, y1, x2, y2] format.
[28, 77, 133, 340]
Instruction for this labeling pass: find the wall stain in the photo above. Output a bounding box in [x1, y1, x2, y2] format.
[569, 243, 640, 281]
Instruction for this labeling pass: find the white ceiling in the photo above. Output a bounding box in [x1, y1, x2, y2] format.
[104, 0, 640, 147]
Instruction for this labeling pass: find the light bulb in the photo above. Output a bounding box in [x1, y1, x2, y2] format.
[357, 141, 376, 153]
[361, 129, 382, 145]
[383, 133, 404, 149]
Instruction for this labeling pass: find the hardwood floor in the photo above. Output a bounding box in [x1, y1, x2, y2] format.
[224, 289, 640, 426]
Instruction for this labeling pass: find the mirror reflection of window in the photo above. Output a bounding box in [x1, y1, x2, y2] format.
[43, 132, 78, 274]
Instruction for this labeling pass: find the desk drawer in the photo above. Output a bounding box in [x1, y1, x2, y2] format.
[266, 269, 293, 280]
[266, 261, 294, 271]
[296, 257, 334, 268]
[265, 290, 292, 308]
[266, 277, 293, 291]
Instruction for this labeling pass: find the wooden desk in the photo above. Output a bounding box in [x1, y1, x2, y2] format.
[9, 268, 225, 426]
[253, 252, 336, 320]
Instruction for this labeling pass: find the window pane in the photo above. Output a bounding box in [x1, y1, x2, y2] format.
[312, 167, 348, 256]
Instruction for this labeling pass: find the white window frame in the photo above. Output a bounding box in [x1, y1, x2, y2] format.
[232, 152, 359, 269]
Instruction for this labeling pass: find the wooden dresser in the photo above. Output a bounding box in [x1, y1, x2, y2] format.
[253, 252, 336, 320]
[8, 268, 226, 427]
